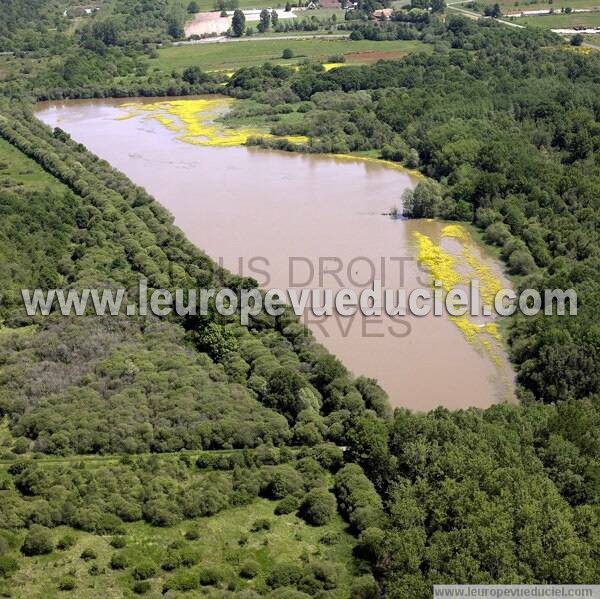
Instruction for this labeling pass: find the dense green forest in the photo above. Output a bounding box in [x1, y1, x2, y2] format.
[1, 1, 600, 597]
[229, 23, 600, 405]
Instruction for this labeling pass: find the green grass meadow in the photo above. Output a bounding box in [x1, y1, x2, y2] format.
[518, 10, 600, 26]
[152, 38, 429, 71]
[3, 499, 359, 599]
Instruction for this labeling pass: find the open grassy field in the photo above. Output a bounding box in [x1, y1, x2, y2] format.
[460, 0, 600, 15]
[2, 498, 360, 598]
[152, 38, 429, 71]
[518, 10, 600, 26]
[498, 0, 600, 11]
[186, 0, 292, 10]
[0, 138, 66, 192]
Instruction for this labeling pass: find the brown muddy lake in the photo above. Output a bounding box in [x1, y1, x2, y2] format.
[35, 97, 515, 411]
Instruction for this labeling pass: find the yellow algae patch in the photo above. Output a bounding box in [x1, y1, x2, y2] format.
[450, 316, 481, 344]
[117, 98, 307, 147]
[332, 153, 424, 178]
[464, 250, 503, 308]
[441, 223, 469, 244]
[413, 229, 505, 361]
[484, 322, 501, 341]
[285, 135, 311, 144]
[322, 62, 349, 71]
[413, 231, 460, 292]
[441, 224, 503, 308]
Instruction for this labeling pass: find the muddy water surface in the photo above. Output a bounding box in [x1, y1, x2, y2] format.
[36, 98, 515, 411]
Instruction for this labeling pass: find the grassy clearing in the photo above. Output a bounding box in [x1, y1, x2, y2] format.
[152, 38, 428, 71]
[518, 10, 600, 25]
[0, 138, 67, 192]
[3, 499, 359, 598]
[187, 0, 293, 10]
[305, 7, 348, 18]
[495, 0, 600, 11]
[0, 55, 53, 86]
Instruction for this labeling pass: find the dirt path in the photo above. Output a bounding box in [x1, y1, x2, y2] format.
[446, 1, 525, 28]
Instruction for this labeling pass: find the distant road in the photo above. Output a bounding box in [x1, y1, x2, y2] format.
[174, 33, 350, 46]
[446, 0, 525, 28]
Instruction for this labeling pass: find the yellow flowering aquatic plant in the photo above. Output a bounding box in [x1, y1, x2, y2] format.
[413, 231, 461, 292]
[413, 224, 506, 363]
[117, 98, 308, 147]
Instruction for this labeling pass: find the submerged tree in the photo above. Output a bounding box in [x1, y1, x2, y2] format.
[402, 180, 443, 219]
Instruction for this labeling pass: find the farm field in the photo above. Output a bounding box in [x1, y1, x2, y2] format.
[153, 38, 429, 71]
[518, 10, 600, 25]
[459, 0, 600, 14]
[498, 0, 600, 11]
[185, 0, 297, 10]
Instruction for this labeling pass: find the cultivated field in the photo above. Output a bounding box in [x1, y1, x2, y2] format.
[153, 38, 429, 71]
[518, 10, 600, 26]
[498, 0, 600, 11]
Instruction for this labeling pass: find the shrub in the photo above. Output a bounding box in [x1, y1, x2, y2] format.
[251, 518, 272, 532]
[184, 527, 200, 540]
[21, 525, 54, 556]
[334, 464, 385, 533]
[12, 437, 29, 455]
[240, 559, 260, 579]
[508, 248, 536, 275]
[178, 547, 200, 567]
[275, 495, 300, 515]
[58, 576, 76, 591]
[199, 565, 226, 586]
[80, 547, 97, 561]
[0, 556, 19, 578]
[133, 560, 157, 580]
[484, 222, 511, 246]
[299, 561, 338, 593]
[319, 531, 341, 545]
[164, 569, 197, 591]
[142, 499, 180, 527]
[109, 552, 129, 570]
[267, 562, 303, 588]
[282, 48, 294, 59]
[56, 534, 76, 550]
[110, 536, 126, 548]
[133, 580, 151, 594]
[182, 65, 209, 85]
[571, 33, 584, 46]
[88, 564, 101, 576]
[267, 466, 304, 499]
[161, 552, 178, 571]
[268, 589, 311, 598]
[310, 444, 344, 472]
[299, 488, 336, 526]
[350, 574, 379, 598]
